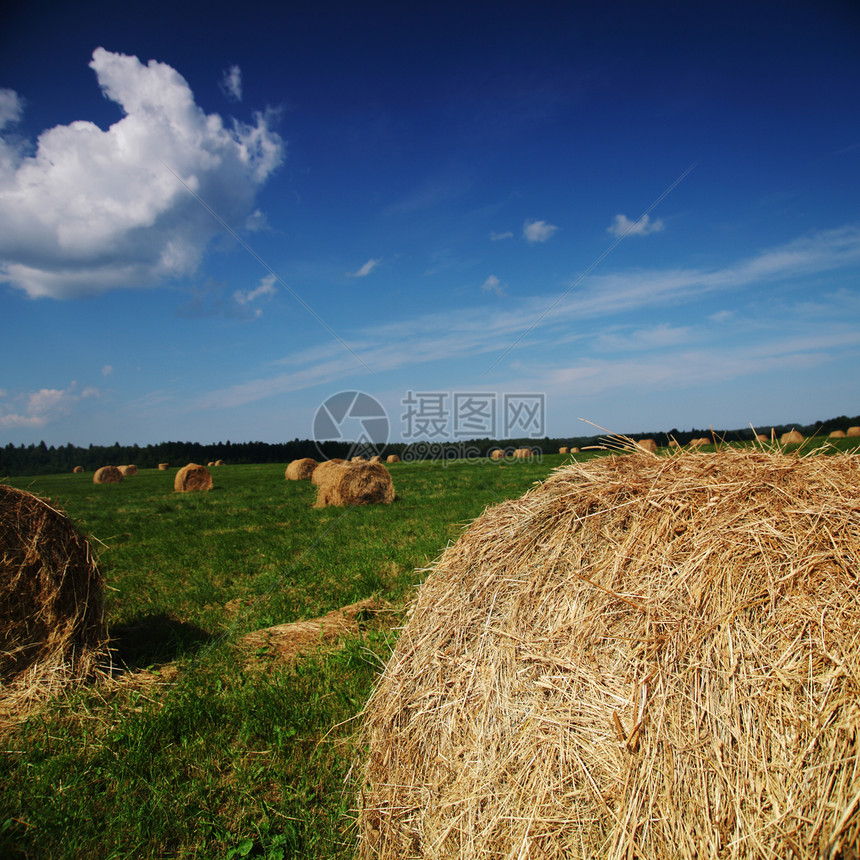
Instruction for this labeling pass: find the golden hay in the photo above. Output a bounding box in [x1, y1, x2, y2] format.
[559, 446, 569, 454]
[357, 449, 860, 859]
[571, 447, 580, 453]
[158, 463, 169, 471]
[174, 463, 213, 492]
[0, 484, 106, 709]
[119, 464, 137, 477]
[352, 456, 369, 463]
[689, 437, 710, 447]
[214, 459, 225, 466]
[756, 434, 769, 442]
[207, 461, 215, 467]
[781, 429, 804, 445]
[72, 466, 84, 474]
[315, 462, 394, 507]
[848, 427, 860, 437]
[668, 439, 680, 448]
[636, 438, 658, 453]
[490, 449, 505, 460]
[386, 454, 401, 464]
[311, 460, 347, 486]
[285, 458, 318, 481]
[512, 448, 533, 459]
[369, 455, 383, 463]
[93, 466, 122, 484]
[829, 430, 847, 438]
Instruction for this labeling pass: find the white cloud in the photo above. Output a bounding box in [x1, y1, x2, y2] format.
[102, 364, 113, 377]
[0, 382, 98, 428]
[490, 230, 513, 241]
[607, 213, 664, 237]
[233, 273, 277, 306]
[709, 310, 734, 323]
[523, 219, 558, 243]
[245, 208, 268, 232]
[220, 65, 242, 102]
[0, 89, 22, 130]
[347, 258, 382, 278]
[481, 274, 507, 296]
[0, 49, 283, 300]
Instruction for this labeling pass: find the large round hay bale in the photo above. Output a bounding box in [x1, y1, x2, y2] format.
[0, 484, 106, 695]
[386, 454, 400, 464]
[780, 429, 804, 445]
[119, 464, 137, 477]
[72, 466, 84, 474]
[847, 426, 860, 437]
[512, 448, 533, 459]
[490, 449, 505, 460]
[285, 458, 318, 481]
[214, 459, 225, 466]
[558, 446, 569, 454]
[93, 466, 122, 484]
[570, 446, 580, 453]
[158, 463, 169, 471]
[315, 462, 394, 507]
[311, 459, 347, 486]
[636, 438, 657, 453]
[755, 433, 769, 442]
[668, 439, 680, 448]
[829, 429, 846, 438]
[174, 463, 212, 492]
[357, 449, 860, 858]
[689, 437, 710, 447]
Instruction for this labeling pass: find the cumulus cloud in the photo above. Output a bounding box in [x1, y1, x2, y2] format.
[220, 65, 242, 102]
[607, 213, 664, 237]
[481, 274, 507, 296]
[523, 219, 558, 243]
[0, 49, 283, 300]
[0, 382, 99, 428]
[347, 258, 382, 277]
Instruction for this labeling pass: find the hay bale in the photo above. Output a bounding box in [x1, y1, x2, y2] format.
[119, 464, 137, 477]
[357, 449, 860, 859]
[558, 447, 569, 454]
[636, 438, 657, 453]
[490, 449, 505, 460]
[570, 447, 580, 453]
[829, 430, 846, 438]
[847, 426, 860, 437]
[72, 466, 84, 474]
[780, 429, 804, 445]
[207, 461, 215, 467]
[174, 463, 213, 492]
[311, 459, 347, 486]
[315, 462, 394, 507]
[0, 484, 106, 700]
[512, 448, 533, 459]
[158, 463, 169, 471]
[755, 434, 769, 442]
[386, 455, 400, 464]
[285, 458, 318, 481]
[93, 466, 122, 484]
[689, 437, 709, 447]
[668, 439, 680, 448]
[369, 455, 383, 463]
[352, 456, 368, 463]
[214, 459, 225, 466]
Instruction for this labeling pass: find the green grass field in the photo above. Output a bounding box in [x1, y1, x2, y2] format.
[1, 438, 854, 858]
[0, 454, 573, 859]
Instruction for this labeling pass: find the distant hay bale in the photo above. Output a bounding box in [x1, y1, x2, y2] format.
[780, 429, 804, 445]
[512, 448, 533, 459]
[352, 456, 368, 463]
[158, 463, 169, 471]
[357, 449, 860, 859]
[315, 462, 394, 507]
[285, 458, 318, 481]
[93, 466, 122, 484]
[369, 455, 383, 463]
[72, 466, 84, 474]
[118, 465, 137, 477]
[558, 446, 569, 454]
[570, 447, 580, 454]
[174, 463, 213, 493]
[848, 426, 860, 437]
[214, 459, 225, 466]
[311, 459, 347, 487]
[490, 449, 505, 460]
[755, 434, 769, 442]
[0, 484, 106, 707]
[207, 461, 215, 467]
[689, 437, 710, 447]
[386, 454, 400, 464]
[829, 430, 846, 438]
[636, 438, 657, 453]
[668, 439, 680, 448]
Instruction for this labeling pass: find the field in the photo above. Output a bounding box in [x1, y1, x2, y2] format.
[0, 454, 571, 859]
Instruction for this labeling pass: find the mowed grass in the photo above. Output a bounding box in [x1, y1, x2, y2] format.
[0, 454, 572, 859]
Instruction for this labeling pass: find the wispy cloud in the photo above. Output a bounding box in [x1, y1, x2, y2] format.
[607, 213, 664, 237]
[347, 258, 382, 278]
[233, 273, 277, 316]
[102, 364, 113, 377]
[481, 274, 507, 296]
[490, 230, 513, 241]
[0, 88, 22, 129]
[523, 219, 558, 243]
[220, 64, 242, 102]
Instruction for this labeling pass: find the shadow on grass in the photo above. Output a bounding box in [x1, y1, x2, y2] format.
[107, 613, 214, 672]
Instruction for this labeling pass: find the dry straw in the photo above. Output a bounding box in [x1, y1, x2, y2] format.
[311, 459, 347, 486]
[315, 462, 394, 507]
[636, 438, 658, 453]
[174, 463, 213, 492]
[357, 447, 860, 859]
[285, 458, 318, 481]
[0, 484, 106, 716]
[93, 466, 122, 484]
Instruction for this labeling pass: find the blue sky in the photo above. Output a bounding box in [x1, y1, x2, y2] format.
[1, 0, 859, 447]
